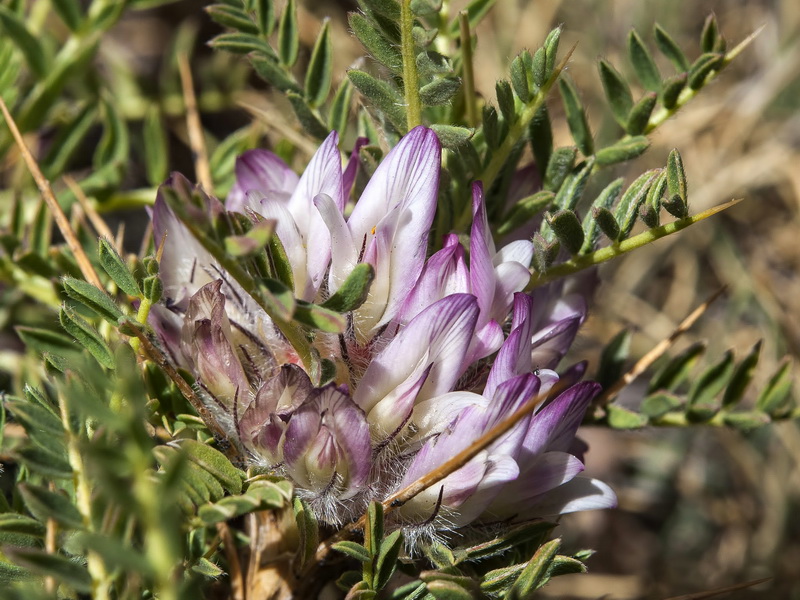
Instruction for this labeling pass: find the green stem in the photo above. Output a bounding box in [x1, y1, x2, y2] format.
[458, 11, 478, 128]
[59, 389, 113, 600]
[528, 199, 741, 289]
[400, 0, 422, 130]
[128, 296, 152, 354]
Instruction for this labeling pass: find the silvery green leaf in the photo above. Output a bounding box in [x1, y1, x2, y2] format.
[2, 547, 91, 593]
[333, 541, 372, 563]
[287, 92, 329, 140]
[687, 52, 724, 90]
[532, 46, 546, 88]
[206, 4, 259, 34]
[361, 0, 400, 19]
[98, 239, 142, 298]
[544, 27, 561, 78]
[178, 439, 243, 494]
[411, 0, 441, 17]
[649, 341, 707, 393]
[416, 51, 451, 77]
[507, 538, 561, 597]
[278, 0, 299, 66]
[15, 326, 77, 357]
[627, 29, 660, 92]
[375, 530, 403, 590]
[722, 411, 771, 431]
[654, 23, 689, 72]
[625, 91, 657, 135]
[558, 77, 593, 156]
[305, 19, 333, 107]
[666, 148, 688, 210]
[62, 277, 124, 324]
[757, 359, 794, 418]
[598, 59, 633, 127]
[59, 305, 115, 370]
[430, 124, 473, 149]
[255, 0, 275, 35]
[660, 72, 687, 109]
[294, 300, 347, 333]
[615, 169, 659, 240]
[594, 136, 649, 166]
[495, 79, 515, 124]
[687, 350, 734, 422]
[329, 79, 354, 135]
[52, 0, 83, 31]
[209, 32, 276, 57]
[420, 76, 461, 106]
[348, 69, 407, 133]
[640, 392, 683, 419]
[607, 405, 648, 429]
[510, 54, 531, 102]
[554, 158, 594, 212]
[722, 340, 762, 408]
[0, 5, 47, 78]
[592, 206, 620, 242]
[93, 97, 129, 172]
[546, 210, 584, 255]
[531, 233, 559, 272]
[529, 103, 552, 172]
[251, 55, 301, 93]
[350, 12, 402, 73]
[293, 497, 319, 572]
[322, 263, 374, 312]
[483, 105, 500, 149]
[701, 13, 721, 53]
[542, 146, 576, 192]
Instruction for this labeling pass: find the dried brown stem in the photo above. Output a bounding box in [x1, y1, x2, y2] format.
[311, 381, 566, 566]
[64, 174, 119, 251]
[593, 286, 726, 410]
[661, 577, 771, 600]
[178, 53, 214, 194]
[0, 98, 104, 290]
[216, 522, 245, 600]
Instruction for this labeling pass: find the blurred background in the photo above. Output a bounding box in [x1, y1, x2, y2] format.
[1, 0, 798, 598]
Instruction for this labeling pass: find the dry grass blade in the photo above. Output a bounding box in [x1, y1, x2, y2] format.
[0, 98, 105, 291]
[660, 577, 771, 600]
[178, 53, 214, 194]
[310, 380, 566, 566]
[594, 286, 726, 409]
[64, 174, 119, 251]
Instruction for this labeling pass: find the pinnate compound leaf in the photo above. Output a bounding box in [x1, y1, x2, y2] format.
[59, 306, 115, 369]
[649, 341, 707, 393]
[687, 52, 724, 90]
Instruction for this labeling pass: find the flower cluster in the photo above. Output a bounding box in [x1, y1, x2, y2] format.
[149, 127, 615, 529]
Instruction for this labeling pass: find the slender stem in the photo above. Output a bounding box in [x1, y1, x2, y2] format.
[400, 0, 422, 130]
[178, 54, 214, 194]
[458, 11, 478, 128]
[528, 199, 742, 289]
[58, 385, 112, 600]
[0, 98, 105, 291]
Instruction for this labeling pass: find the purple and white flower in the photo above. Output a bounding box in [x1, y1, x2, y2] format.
[149, 126, 615, 528]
